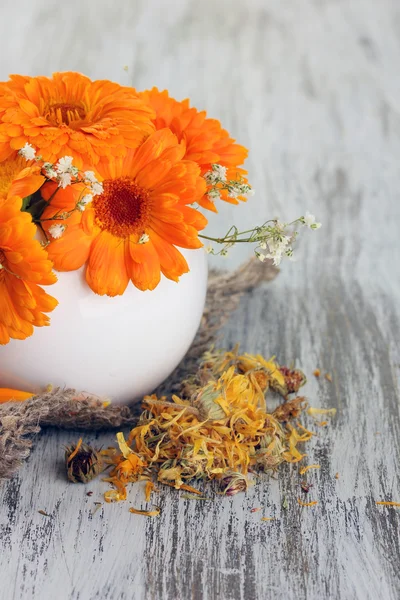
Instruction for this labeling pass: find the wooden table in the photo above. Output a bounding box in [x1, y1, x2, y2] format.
[1, 1, 399, 598]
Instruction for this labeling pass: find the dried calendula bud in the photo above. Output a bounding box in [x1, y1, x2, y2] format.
[193, 383, 226, 421]
[65, 438, 104, 483]
[273, 396, 306, 422]
[278, 367, 307, 394]
[221, 472, 249, 496]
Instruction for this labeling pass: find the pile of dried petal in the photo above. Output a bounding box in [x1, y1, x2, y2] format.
[101, 348, 313, 502]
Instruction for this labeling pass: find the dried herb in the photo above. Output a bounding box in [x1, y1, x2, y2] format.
[297, 498, 318, 507]
[250, 507, 262, 513]
[65, 439, 104, 483]
[222, 472, 249, 496]
[300, 481, 313, 493]
[91, 502, 102, 515]
[38, 509, 50, 517]
[278, 367, 307, 394]
[299, 464, 320, 475]
[376, 501, 400, 507]
[97, 349, 318, 503]
[261, 517, 275, 521]
[282, 496, 289, 510]
[307, 406, 337, 418]
[313, 369, 321, 377]
[325, 373, 333, 382]
[181, 494, 209, 501]
[129, 506, 160, 517]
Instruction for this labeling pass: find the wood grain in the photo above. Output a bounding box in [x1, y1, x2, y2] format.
[1, 0, 400, 598]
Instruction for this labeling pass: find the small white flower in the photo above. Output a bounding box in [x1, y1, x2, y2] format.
[19, 143, 36, 161]
[56, 156, 74, 174]
[244, 188, 255, 199]
[80, 194, 93, 206]
[84, 170, 98, 183]
[204, 164, 227, 185]
[58, 172, 72, 189]
[227, 187, 240, 200]
[258, 241, 267, 250]
[75, 193, 93, 209]
[48, 224, 66, 239]
[255, 251, 267, 263]
[207, 188, 221, 201]
[204, 170, 217, 185]
[220, 248, 229, 257]
[139, 233, 150, 244]
[264, 253, 282, 267]
[90, 182, 104, 196]
[205, 245, 214, 254]
[43, 162, 57, 179]
[211, 164, 227, 182]
[303, 211, 321, 229]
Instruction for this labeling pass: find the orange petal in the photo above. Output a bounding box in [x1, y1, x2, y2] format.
[150, 230, 189, 282]
[47, 224, 94, 271]
[125, 238, 161, 291]
[0, 388, 34, 403]
[86, 231, 129, 296]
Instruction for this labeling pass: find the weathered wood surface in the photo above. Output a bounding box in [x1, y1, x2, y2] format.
[1, 0, 400, 598]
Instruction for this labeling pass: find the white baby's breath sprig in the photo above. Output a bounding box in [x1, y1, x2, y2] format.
[203, 164, 255, 206]
[43, 162, 57, 179]
[18, 143, 36, 161]
[56, 156, 74, 174]
[76, 194, 93, 212]
[48, 223, 66, 239]
[301, 211, 321, 230]
[89, 181, 103, 196]
[204, 163, 228, 185]
[200, 214, 321, 265]
[58, 172, 72, 189]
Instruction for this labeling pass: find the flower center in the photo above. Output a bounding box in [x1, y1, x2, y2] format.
[93, 177, 151, 239]
[44, 102, 86, 127]
[0, 156, 28, 197]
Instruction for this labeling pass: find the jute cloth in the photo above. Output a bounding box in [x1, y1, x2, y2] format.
[0, 258, 278, 480]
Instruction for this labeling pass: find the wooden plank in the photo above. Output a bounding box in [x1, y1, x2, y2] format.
[1, 0, 400, 599]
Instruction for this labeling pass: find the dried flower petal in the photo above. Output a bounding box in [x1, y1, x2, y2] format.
[129, 506, 160, 517]
[299, 464, 321, 475]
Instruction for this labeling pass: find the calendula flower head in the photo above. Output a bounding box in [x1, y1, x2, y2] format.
[41, 129, 208, 295]
[0, 154, 45, 200]
[0, 72, 155, 167]
[137, 88, 249, 212]
[0, 196, 58, 344]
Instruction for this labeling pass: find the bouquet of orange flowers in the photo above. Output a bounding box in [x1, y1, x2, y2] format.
[0, 72, 320, 346]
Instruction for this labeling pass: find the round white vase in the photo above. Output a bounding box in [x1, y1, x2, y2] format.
[0, 249, 208, 404]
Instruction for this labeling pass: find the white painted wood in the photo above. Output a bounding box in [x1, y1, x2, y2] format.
[1, 1, 400, 598]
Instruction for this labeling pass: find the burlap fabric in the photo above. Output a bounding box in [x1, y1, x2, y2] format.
[0, 258, 278, 480]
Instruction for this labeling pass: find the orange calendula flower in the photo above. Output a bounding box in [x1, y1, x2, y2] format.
[0, 72, 155, 167]
[42, 128, 207, 295]
[138, 87, 249, 212]
[0, 155, 45, 200]
[0, 196, 58, 344]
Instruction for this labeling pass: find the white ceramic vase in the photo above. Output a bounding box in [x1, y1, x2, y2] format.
[0, 249, 208, 404]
